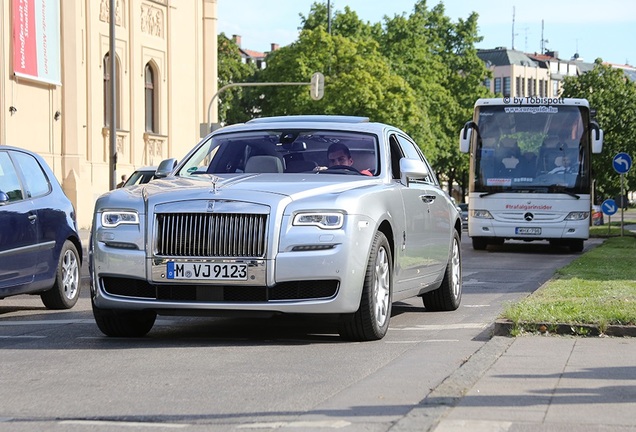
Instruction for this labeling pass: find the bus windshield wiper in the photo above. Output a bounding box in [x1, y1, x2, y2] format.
[547, 184, 580, 199]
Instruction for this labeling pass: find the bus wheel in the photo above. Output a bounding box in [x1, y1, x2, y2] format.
[569, 240, 584, 253]
[472, 237, 488, 250]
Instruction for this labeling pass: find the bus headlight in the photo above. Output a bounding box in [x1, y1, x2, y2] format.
[565, 211, 589, 221]
[471, 209, 493, 219]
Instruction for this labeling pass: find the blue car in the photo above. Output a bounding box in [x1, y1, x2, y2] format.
[0, 146, 83, 309]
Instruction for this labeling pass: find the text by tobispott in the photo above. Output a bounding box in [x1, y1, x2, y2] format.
[503, 96, 565, 105]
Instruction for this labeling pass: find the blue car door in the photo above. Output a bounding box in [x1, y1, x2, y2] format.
[11, 151, 57, 282]
[0, 151, 38, 291]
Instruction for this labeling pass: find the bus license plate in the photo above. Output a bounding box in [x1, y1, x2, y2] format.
[516, 227, 541, 235]
[166, 262, 248, 280]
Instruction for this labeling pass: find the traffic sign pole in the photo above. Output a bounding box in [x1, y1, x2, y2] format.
[612, 153, 633, 237]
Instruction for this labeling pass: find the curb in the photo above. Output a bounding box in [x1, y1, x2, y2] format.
[494, 319, 636, 337]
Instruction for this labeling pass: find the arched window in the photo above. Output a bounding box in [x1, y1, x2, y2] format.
[103, 53, 121, 128]
[145, 63, 158, 132]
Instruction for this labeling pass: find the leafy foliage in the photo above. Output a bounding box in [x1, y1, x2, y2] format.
[561, 60, 636, 201]
[217, 1, 493, 197]
[217, 33, 257, 124]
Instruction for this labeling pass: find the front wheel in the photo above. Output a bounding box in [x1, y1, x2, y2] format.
[339, 231, 392, 341]
[41, 241, 81, 309]
[472, 237, 488, 250]
[422, 230, 462, 311]
[569, 239, 584, 253]
[92, 300, 157, 337]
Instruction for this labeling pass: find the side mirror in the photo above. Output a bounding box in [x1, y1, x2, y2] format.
[399, 158, 429, 187]
[0, 190, 9, 205]
[590, 123, 603, 154]
[459, 121, 476, 154]
[155, 158, 178, 178]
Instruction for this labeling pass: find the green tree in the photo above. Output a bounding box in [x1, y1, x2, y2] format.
[217, 33, 257, 125]
[562, 60, 636, 201]
[377, 1, 491, 197]
[255, 26, 425, 134]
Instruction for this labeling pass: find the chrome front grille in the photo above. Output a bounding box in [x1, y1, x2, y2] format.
[155, 213, 267, 258]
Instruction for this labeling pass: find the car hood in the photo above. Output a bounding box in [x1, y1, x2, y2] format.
[98, 173, 381, 213]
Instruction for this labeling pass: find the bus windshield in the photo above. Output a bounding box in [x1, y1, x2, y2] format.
[471, 105, 591, 195]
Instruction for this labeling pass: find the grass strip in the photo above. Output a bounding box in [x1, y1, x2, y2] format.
[500, 235, 636, 335]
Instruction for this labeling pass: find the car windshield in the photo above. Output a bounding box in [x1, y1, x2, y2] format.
[175, 129, 379, 176]
[124, 169, 156, 186]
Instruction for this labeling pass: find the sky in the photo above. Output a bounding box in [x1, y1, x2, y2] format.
[217, 0, 636, 66]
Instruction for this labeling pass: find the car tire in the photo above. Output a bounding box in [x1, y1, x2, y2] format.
[40, 240, 81, 309]
[92, 300, 157, 337]
[422, 230, 462, 311]
[339, 231, 392, 341]
[472, 237, 488, 250]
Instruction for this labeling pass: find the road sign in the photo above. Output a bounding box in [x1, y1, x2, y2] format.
[310, 72, 325, 100]
[613, 152, 632, 174]
[601, 199, 618, 216]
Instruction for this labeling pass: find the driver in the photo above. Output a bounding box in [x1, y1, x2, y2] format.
[316, 143, 372, 175]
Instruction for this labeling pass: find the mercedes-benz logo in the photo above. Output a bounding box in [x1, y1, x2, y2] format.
[524, 212, 534, 221]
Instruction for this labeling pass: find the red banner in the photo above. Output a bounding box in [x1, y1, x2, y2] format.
[12, 0, 61, 85]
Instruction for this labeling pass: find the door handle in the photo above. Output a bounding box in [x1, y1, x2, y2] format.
[420, 195, 436, 204]
[28, 214, 37, 222]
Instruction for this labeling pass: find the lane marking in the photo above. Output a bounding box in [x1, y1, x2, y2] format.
[0, 335, 46, 339]
[392, 323, 488, 331]
[238, 420, 351, 429]
[0, 319, 95, 326]
[59, 420, 187, 429]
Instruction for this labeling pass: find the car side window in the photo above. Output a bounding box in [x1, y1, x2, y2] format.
[0, 152, 24, 202]
[388, 135, 404, 180]
[12, 152, 51, 198]
[396, 135, 437, 185]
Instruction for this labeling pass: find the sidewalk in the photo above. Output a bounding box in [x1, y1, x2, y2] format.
[431, 335, 636, 431]
[394, 335, 636, 432]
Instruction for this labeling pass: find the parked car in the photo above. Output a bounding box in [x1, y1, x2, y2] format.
[0, 146, 82, 308]
[90, 115, 463, 341]
[458, 203, 468, 230]
[122, 166, 158, 187]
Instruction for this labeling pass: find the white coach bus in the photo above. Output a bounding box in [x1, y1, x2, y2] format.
[459, 97, 603, 252]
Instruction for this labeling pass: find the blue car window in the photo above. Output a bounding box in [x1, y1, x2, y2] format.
[13, 152, 51, 198]
[0, 151, 24, 202]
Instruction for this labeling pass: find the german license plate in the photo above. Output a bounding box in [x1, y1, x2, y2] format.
[166, 262, 248, 280]
[516, 227, 541, 235]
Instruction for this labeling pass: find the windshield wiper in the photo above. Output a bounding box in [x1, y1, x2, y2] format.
[547, 184, 580, 199]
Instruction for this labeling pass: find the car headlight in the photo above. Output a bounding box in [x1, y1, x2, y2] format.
[471, 209, 493, 219]
[565, 211, 589, 221]
[293, 212, 344, 229]
[101, 211, 140, 228]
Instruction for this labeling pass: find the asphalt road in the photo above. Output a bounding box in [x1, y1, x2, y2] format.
[0, 235, 603, 432]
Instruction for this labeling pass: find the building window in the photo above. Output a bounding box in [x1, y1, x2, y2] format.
[483, 78, 491, 91]
[494, 77, 501, 94]
[553, 80, 559, 97]
[503, 77, 511, 97]
[145, 63, 158, 133]
[103, 53, 121, 128]
[527, 78, 535, 96]
[515, 77, 522, 97]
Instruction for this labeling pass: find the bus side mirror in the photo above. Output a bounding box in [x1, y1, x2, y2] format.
[459, 121, 475, 153]
[591, 123, 603, 154]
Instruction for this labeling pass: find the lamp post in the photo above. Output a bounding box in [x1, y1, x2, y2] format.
[108, 0, 117, 190]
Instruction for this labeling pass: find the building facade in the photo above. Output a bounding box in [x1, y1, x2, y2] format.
[1, 0, 219, 228]
[478, 47, 581, 98]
